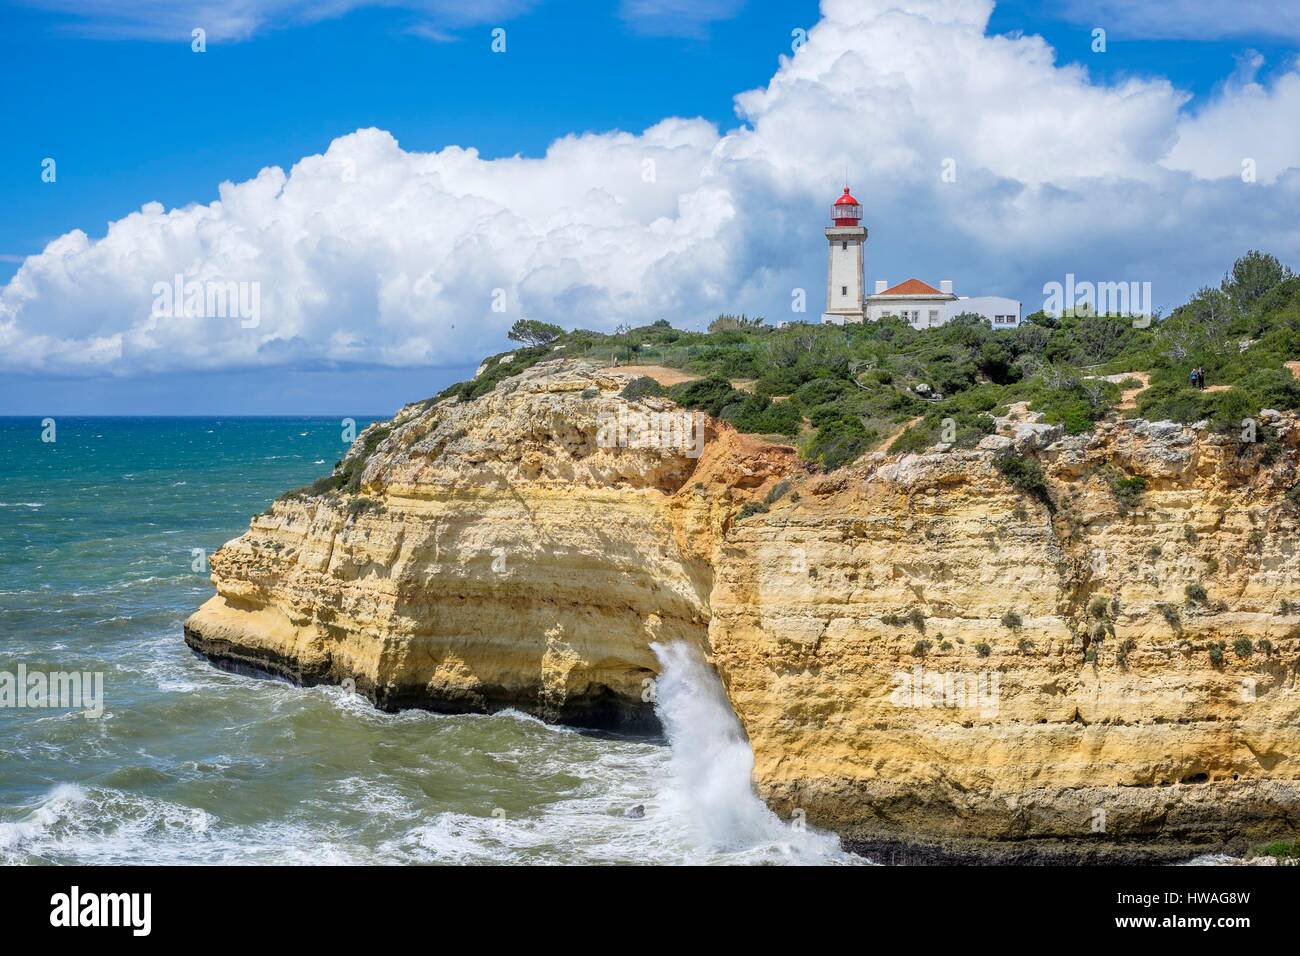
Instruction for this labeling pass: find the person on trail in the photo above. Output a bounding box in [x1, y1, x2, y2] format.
[1190, 367, 1200, 389]
[1198, 368, 1207, 389]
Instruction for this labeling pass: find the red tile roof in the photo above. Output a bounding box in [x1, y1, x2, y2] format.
[877, 278, 943, 296]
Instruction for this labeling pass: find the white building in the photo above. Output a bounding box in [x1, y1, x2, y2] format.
[865, 278, 956, 327]
[822, 187, 868, 323]
[820, 187, 1021, 329]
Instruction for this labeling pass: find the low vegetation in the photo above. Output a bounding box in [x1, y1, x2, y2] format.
[993, 451, 1054, 511]
[422, 252, 1299, 475]
[288, 251, 1298, 501]
[1250, 838, 1300, 861]
[280, 424, 392, 500]
[1107, 471, 1148, 515]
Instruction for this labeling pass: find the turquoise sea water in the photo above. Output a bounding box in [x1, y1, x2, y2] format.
[0, 417, 852, 865]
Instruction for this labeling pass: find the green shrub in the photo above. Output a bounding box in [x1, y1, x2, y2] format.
[1233, 637, 1254, 659]
[1108, 472, 1148, 514]
[791, 378, 849, 409]
[1204, 388, 1255, 435]
[1252, 838, 1300, 861]
[1001, 611, 1023, 630]
[1185, 583, 1208, 604]
[993, 451, 1053, 511]
[736, 501, 769, 521]
[1116, 638, 1137, 668]
[975, 642, 992, 658]
[726, 397, 802, 436]
[889, 411, 996, 453]
[419, 249, 1300, 485]
[347, 497, 383, 518]
[281, 424, 391, 500]
[1137, 381, 1207, 424]
[1207, 641, 1226, 666]
[440, 346, 551, 403]
[765, 479, 792, 505]
[912, 640, 931, 658]
[804, 416, 877, 471]
[667, 376, 738, 416]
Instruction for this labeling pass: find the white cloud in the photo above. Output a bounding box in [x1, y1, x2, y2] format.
[5, 0, 1300, 377]
[1164, 53, 1300, 183]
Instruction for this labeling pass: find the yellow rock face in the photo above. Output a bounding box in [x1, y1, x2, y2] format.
[185, 362, 1300, 858]
[186, 362, 791, 727]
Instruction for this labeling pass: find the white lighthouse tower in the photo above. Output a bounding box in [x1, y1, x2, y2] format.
[821, 186, 867, 324]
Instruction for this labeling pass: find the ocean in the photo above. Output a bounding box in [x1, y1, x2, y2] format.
[0, 416, 853, 865]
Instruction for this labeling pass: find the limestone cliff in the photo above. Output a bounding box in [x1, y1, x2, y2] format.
[186, 363, 791, 728]
[185, 360, 1300, 860]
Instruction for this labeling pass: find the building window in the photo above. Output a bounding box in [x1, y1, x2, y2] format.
[841, 241, 848, 250]
[928, 309, 939, 326]
[841, 286, 847, 296]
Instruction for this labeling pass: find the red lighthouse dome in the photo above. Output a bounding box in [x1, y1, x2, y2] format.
[832, 186, 862, 226]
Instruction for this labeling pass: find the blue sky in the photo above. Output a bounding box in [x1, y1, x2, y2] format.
[3, 0, 1300, 414]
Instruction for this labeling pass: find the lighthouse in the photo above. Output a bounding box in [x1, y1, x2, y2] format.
[821, 186, 867, 324]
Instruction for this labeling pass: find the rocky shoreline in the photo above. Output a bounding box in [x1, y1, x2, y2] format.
[185, 359, 1300, 861]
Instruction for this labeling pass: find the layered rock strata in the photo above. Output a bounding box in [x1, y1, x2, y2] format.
[186, 361, 1300, 859]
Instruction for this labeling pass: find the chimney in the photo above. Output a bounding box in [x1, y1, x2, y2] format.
[940, 279, 953, 294]
[874, 280, 888, 294]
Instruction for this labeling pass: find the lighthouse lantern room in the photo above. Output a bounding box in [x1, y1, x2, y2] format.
[822, 186, 867, 323]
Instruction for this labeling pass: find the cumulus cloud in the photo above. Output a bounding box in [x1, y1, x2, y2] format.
[5, 0, 1300, 377]
[1164, 52, 1300, 183]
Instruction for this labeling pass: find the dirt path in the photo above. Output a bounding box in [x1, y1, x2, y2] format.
[604, 365, 760, 394]
[879, 415, 923, 451]
[1118, 371, 1151, 411]
[605, 364, 700, 386]
[1286, 360, 1300, 379]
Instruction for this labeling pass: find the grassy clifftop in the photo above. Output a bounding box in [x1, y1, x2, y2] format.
[436, 251, 1300, 471]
